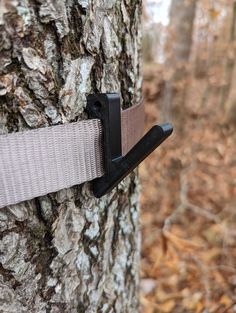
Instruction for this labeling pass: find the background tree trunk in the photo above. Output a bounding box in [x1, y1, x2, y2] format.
[220, 0, 236, 107]
[0, 1, 142, 312]
[169, 0, 197, 63]
[224, 55, 236, 125]
[162, 0, 197, 122]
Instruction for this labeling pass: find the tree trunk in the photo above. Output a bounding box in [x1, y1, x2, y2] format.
[162, 0, 197, 122]
[169, 0, 197, 63]
[224, 55, 236, 125]
[220, 1, 236, 107]
[0, 1, 142, 312]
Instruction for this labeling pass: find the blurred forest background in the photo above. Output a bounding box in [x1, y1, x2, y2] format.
[140, 0, 236, 312]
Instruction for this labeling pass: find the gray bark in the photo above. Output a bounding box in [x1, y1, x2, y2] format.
[0, 1, 142, 312]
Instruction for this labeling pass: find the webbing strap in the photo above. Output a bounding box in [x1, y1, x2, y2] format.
[121, 100, 144, 155]
[0, 102, 144, 208]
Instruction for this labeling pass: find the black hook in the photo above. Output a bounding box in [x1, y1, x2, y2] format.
[87, 93, 173, 198]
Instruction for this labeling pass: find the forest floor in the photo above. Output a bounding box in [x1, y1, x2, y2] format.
[140, 64, 236, 313]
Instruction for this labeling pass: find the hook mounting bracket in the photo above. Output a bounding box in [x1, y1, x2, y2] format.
[87, 93, 173, 198]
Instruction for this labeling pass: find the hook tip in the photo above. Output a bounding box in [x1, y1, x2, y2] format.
[160, 123, 173, 137]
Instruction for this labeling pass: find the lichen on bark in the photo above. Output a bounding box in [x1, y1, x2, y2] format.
[0, 0, 142, 312]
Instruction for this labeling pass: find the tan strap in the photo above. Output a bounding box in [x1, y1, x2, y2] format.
[121, 100, 145, 155]
[0, 102, 144, 208]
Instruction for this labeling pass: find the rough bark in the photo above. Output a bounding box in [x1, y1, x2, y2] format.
[0, 0, 142, 312]
[162, 0, 197, 122]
